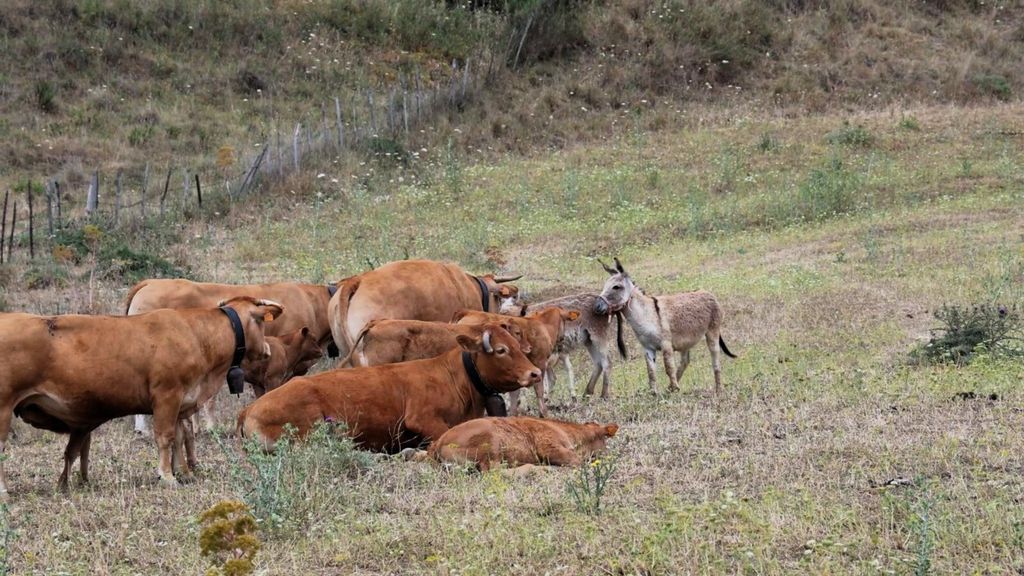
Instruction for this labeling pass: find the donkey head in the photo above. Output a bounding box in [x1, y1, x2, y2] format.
[594, 257, 636, 315]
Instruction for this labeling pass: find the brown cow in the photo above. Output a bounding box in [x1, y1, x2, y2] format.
[428, 417, 619, 471]
[245, 326, 324, 397]
[238, 324, 542, 452]
[125, 278, 337, 432]
[339, 319, 527, 368]
[453, 307, 580, 418]
[328, 260, 520, 364]
[0, 297, 283, 494]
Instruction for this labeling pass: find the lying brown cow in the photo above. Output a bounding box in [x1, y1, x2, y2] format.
[238, 323, 542, 452]
[453, 308, 579, 418]
[328, 259, 520, 363]
[126, 278, 336, 432]
[428, 417, 619, 471]
[0, 297, 282, 494]
[339, 319, 527, 368]
[244, 326, 323, 397]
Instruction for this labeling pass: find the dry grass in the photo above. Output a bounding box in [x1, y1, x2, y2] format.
[1, 102, 1023, 574]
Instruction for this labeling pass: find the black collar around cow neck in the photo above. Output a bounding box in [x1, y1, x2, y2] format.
[461, 351, 507, 417]
[472, 275, 490, 312]
[325, 283, 341, 357]
[218, 306, 247, 395]
[327, 283, 338, 298]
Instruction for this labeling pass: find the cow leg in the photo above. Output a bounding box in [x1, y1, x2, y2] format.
[662, 344, 680, 393]
[58, 429, 91, 492]
[133, 414, 151, 434]
[198, 394, 218, 432]
[533, 377, 549, 418]
[643, 348, 659, 394]
[547, 447, 582, 467]
[508, 389, 522, 416]
[79, 431, 91, 485]
[0, 406, 14, 496]
[182, 418, 198, 471]
[706, 332, 723, 395]
[152, 400, 182, 486]
[173, 421, 195, 483]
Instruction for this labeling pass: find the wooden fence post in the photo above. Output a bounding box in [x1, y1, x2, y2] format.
[45, 182, 54, 240]
[8, 199, 16, 262]
[367, 89, 377, 135]
[160, 166, 172, 218]
[54, 181, 62, 231]
[293, 123, 301, 170]
[0, 190, 8, 265]
[195, 173, 202, 207]
[335, 96, 345, 150]
[114, 169, 122, 226]
[141, 163, 150, 222]
[85, 171, 99, 217]
[182, 168, 191, 208]
[27, 184, 34, 259]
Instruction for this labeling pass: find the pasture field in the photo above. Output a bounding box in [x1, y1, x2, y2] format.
[2, 102, 1023, 575]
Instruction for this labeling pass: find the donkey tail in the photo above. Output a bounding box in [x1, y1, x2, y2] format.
[719, 336, 737, 359]
[615, 312, 628, 360]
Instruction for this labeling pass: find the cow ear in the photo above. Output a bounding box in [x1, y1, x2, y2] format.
[456, 334, 483, 353]
[451, 309, 470, 323]
[563, 310, 581, 321]
[605, 424, 619, 437]
[252, 300, 284, 323]
[497, 286, 513, 297]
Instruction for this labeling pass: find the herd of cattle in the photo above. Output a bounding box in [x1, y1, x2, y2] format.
[0, 258, 734, 495]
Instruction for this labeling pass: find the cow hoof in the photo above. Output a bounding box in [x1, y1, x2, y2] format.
[159, 475, 180, 488]
[398, 448, 426, 462]
[178, 473, 197, 485]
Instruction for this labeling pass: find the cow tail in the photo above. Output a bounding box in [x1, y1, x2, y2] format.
[339, 321, 374, 368]
[329, 276, 361, 362]
[719, 336, 737, 359]
[615, 312, 628, 360]
[123, 280, 149, 315]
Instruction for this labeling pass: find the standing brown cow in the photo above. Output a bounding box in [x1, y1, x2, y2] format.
[125, 278, 337, 432]
[0, 297, 282, 494]
[328, 260, 520, 364]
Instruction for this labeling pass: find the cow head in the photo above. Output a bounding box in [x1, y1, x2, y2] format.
[452, 310, 531, 356]
[456, 322, 541, 392]
[594, 257, 635, 315]
[580, 422, 619, 458]
[479, 274, 522, 313]
[282, 326, 324, 377]
[218, 296, 285, 364]
[520, 307, 580, 369]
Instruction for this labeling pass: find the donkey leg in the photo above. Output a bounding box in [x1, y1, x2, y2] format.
[675, 349, 691, 381]
[533, 378, 549, 418]
[643, 348, 659, 394]
[707, 332, 723, 395]
[508, 389, 522, 416]
[662, 344, 680, 392]
[584, 344, 604, 397]
[600, 354, 612, 399]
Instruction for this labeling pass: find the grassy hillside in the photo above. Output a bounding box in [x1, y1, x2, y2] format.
[1, 0, 1021, 193]
[3, 103, 1022, 574]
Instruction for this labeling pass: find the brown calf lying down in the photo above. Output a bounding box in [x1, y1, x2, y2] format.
[238, 324, 542, 452]
[247, 326, 323, 396]
[428, 417, 619, 471]
[0, 297, 282, 494]
[453, 307, 579, 418]
[340, 319, 527, 368]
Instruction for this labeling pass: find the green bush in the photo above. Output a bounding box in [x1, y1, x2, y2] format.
[98, 243, 187, 283]
[912, 303, 1022, 366]
[826, 121, 873, 147]
[972, 74, 1012, 101]
[219, 421, 372, 535]
[34, 81, 58, 113]
[23, 263, 69, 290]
[795, 154, 861, 222]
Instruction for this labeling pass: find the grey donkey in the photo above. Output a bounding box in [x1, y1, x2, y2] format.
[504, 294, 627, 400]
[593, 258, 736, 394]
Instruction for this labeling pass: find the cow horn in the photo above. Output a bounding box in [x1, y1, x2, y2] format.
[597, 258, 617, 275]
[255, 299, 283, 308]
[494, 274, 523, 283]
[482, 330, 493, 353]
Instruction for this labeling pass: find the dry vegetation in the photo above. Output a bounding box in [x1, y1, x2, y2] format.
[1, 2, 1023, 575]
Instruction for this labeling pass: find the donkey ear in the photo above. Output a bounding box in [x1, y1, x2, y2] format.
[613, 257, 626, 275]
[597, 258, 617, 275]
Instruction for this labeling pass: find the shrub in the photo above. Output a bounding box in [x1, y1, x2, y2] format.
[825, 121, 873, 147]
[199, 500, 260, 576]
[23, 263, 69, 290]
[972, 74, 1012, 101]
[98, 243, 187, 283]
[912, 303, 1022, 366]
[218, 421, 372, 535]
[795, 154, 861, 222]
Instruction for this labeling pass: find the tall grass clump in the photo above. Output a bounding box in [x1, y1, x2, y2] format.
[794, 154, 861, 223]
[218, 421, 372, 535]
[826, 121, 873, 148]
